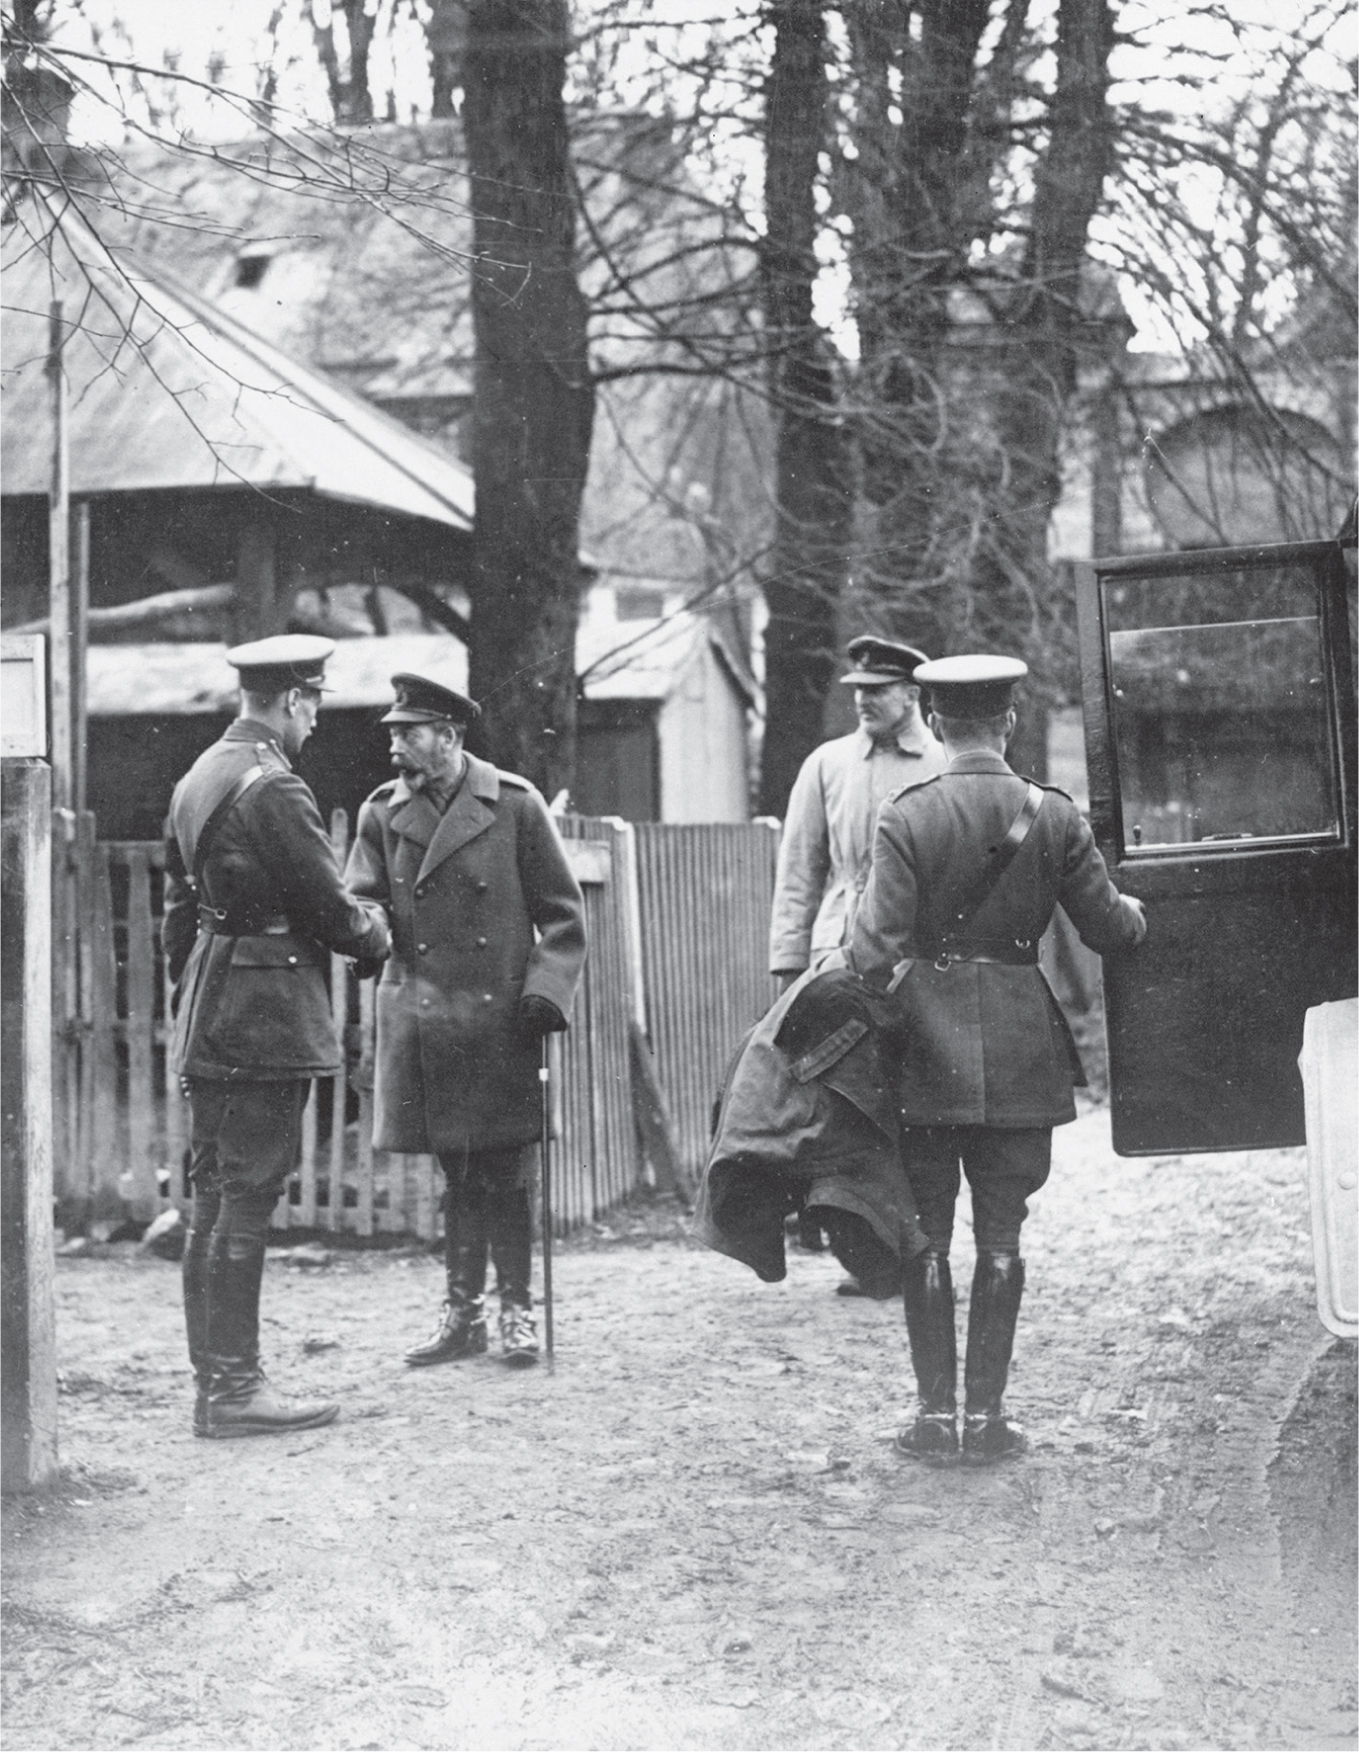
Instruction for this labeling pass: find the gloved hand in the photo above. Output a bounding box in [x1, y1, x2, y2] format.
[516, 994, 566, 1042]
[351, 901, 391, 975]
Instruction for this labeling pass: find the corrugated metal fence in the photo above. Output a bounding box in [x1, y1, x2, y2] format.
[54, 814, 780, 1238]
[632, 822, 781, 1178]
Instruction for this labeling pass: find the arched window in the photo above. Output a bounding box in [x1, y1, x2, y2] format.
[1144, 404, 1347, 548]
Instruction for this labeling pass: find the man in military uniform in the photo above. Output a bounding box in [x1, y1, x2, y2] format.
[848, 655, 1147, 1465]
[769, 634, 947, 1284]
[163, 635, 390, 1440]
[344, 675, 586, 1368]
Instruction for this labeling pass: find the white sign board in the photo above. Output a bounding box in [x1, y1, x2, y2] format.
[1299, 998, 1358, 1339]
[1, 635, 47, 759]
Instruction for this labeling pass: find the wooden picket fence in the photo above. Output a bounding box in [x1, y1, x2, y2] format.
[51, 813, 780, 1239]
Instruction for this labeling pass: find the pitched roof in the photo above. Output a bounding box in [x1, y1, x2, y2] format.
[85, 633, 469, 715]
[1, 197, 473, 528]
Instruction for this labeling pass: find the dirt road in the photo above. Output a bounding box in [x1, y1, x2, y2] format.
[3, 1105, 1355, 1752]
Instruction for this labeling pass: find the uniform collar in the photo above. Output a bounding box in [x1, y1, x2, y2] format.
[388, 752, 499, 814]
[387, 752, 503, 879]
[945, 749, 1014, 775]
[226, 718, 292, 769]
[855, 718, 937, 760]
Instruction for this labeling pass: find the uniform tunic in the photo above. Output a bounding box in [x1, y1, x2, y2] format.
[163, 721, 390, 1081]
[344, 753, 586, 1153]
[769, 722, 948, 975]
[848, 751, 1144, 1128]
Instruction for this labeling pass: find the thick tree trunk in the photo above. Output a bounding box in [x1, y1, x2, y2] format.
[843, 0, 990, 658]
[977, 0, 1116, 735]
[462, 0, 593, 797]
[757, 0, 851, 817]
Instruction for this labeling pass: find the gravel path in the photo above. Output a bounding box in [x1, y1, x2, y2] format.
[3, 1105, 1355, 1751]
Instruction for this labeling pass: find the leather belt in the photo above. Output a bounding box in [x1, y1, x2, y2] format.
[929, 940, 1038, 969]
[198, 907, 292, 937]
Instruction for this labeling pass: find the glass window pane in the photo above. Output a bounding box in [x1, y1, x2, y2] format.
[1104, 561, 1339, 852]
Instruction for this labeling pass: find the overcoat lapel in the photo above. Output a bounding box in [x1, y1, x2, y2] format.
[385, 780, 440, 856]
[416, 755, 500, 881]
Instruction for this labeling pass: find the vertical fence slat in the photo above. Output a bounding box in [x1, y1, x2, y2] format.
[124, 849, 156, 1215]
[296, 1083, 318, 1229]
[356, 976, 378, 1234]
[50, 810, 81, 1209]
[89, 844, 119, 1210]
[73, 812, 97, 1199]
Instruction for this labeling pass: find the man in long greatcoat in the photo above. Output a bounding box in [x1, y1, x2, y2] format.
[848, 655, 1147, 1466]
[164, 635, 390, 1439]
[345, 674, 586, 1368]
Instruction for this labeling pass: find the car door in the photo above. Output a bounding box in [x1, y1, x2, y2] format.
[1076, 538, 1357, 1154]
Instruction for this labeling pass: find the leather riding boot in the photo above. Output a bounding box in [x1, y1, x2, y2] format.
[487, 1179, 538, 1367]
[962, 1252, 1027, 1465]
[896, 1250, 959, 1463]
[182, 1219, 214, 1438]
[203, 1235, 338, 1439]
[404, 1188, 489, 1366]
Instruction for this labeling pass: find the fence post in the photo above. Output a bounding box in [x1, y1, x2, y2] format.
[2, 758, 59, 1492]
[89, 846, 119, 1211]
[123, 847, 157, 1217]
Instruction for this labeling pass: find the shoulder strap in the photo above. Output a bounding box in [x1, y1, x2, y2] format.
[940, 781, 1044, 943]
[190, 764, 265, 894]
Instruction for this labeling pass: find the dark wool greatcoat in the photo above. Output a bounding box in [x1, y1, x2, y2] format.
[163, 721, 390, 1080]
[344, 754, 586, 1153]
[697, 968, 930, 1282]
[848, 751, 1144, 1128]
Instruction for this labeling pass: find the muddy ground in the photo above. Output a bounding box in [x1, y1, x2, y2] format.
[3, 1104, 1356, 1752]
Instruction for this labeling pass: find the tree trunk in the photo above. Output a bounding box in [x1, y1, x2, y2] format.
[843, 0, 990, 658]
[977, 0, 1116, 734]
[462, 0, 593, 797]
[757, 0, 851, 817]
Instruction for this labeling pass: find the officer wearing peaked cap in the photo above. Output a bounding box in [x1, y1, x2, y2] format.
[345, 673, 585, 1370]
[162, 635, 391, 1440]
[849, 655, 1147, 1466]
[380, 671, 482, 727]
[768, 633, 948, 1288]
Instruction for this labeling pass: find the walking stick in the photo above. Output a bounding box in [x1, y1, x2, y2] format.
[539, 1037, 555, 1364]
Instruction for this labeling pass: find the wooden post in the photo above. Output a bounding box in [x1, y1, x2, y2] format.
[233, 522, 280, 644]
[2, 759, 59, 1493]
[47, 303, 71, 816]
[70, 501, 89, 817]
[47, 304, 79, 1214]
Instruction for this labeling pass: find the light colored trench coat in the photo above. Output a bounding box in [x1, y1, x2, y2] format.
[768, 722, 948, 975]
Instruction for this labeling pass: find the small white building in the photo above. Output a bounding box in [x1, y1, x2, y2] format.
[575, 584, 759, 822]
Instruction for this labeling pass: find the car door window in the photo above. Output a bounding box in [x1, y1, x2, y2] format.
[1104, 559, 1341, 853]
